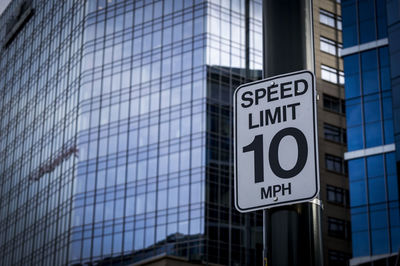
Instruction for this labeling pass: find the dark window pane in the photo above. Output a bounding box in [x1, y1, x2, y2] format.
[326, 154, 347, 174]
[324, 123, 346, 144]
[328, 250, 351, 266]
[324, 94, 345, 114]
[358, 0, 376, 43]
[328, 217, 351, 239]
[327, 185, 349, 206]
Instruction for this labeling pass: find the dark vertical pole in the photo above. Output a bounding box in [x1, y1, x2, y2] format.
[262, 0, 323, 265]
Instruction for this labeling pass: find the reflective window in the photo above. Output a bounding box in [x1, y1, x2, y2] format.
[352, 231, 370, 256]
[320, 36, 342, 56]
[361, 50, 378, 95]
[320, 9, 342, 30]
[321, 65, 345, 84]
[344, 54, 361, 99]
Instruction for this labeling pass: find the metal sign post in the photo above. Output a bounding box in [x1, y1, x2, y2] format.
[233, 0, 323, 264]
[262, 0, 323, 265]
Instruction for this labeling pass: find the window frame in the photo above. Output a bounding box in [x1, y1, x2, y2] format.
[324, 123, 347, 144]
[328, 217, 351, 239]
[325, 153, 348, 174]
[319, 9, 342, 30]
[326, 185, 349, 206]
[321, 64, 345, 85]
[320, 36, 342, 56]
[323, 94, 346, 115]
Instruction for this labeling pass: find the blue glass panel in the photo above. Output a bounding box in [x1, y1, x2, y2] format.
[352, 231, 370, 257]
[382, 91, 393, 119]
[358, 0, 376, 43]
[349, 158, 365, 181]
[380, 67, 391, 91]
[351, 208, 369, 231]
[350, 180, 367, 206]
[370, 205, 388, 229]
[385, 152, 397, 175]
[376, 0, 388, 39]
[134, 229, 144, 250]
[368, 177, 386, 204]
[361, 49, 377, 71]
[371, 229, 389, 255]
[358, 0, 374, 21]
[363, 95, 380, 123]
[390, 202, 400, 226]
[69, 240, 81, 260]
[380, 48, 391, 91]
[390, 203, 400, 251]
[361, 50, 379, 94]
[347, 125, 364, 150]
[345, 74, 361, 99]
[367, 155, 384, 178]
[384, 119, 394, 144]
[344, 54, 361, 98]
[392, 227, 400, 253]
[365, 122, 383, 148]
[362, 70, 379, 95]
[346, 99, 362, 126]
[145, 227, 155, 247]
[342, 0, 358, 47]
[343, 25, 358, 47]
[388, 175, 399, 201]
[344, 54, 359, 74]
[82, 239, 91, 258]
[379, 47, 390, 67]
[360, 20, 376, 43]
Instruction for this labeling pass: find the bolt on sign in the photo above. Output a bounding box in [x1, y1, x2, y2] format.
[234, 70, 320, 212]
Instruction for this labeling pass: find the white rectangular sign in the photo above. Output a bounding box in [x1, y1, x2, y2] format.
[234, 70, 319, 212]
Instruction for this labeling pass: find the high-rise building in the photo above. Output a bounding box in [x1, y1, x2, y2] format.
[341, 0, 400, 265]
[313, 1, 353, 265]
[0, 0, 264, 265]
[0, 0, 351, 265]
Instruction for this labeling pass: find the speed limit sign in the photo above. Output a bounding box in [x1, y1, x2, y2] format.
[234, 70, 320, 212]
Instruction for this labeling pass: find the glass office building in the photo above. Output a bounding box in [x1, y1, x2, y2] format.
[0, 0, 264, 265]
[341, 0, 400, 264]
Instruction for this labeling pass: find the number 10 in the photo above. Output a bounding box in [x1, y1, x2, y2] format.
[242, 127, 308, 183]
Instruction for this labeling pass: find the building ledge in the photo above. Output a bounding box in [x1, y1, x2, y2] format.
[341, 38, 388, 57]
[350, 251, 399, 266]
[344, 144, 396, 160]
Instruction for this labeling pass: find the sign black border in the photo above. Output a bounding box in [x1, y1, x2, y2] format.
[234, 70, 319, 212]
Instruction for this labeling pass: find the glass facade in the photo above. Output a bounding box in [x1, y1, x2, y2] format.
[0, 0, 83, 265]
[387, 0, 400, 192]
[0, 0, 263, 265]
[341, 0, 400, 263]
